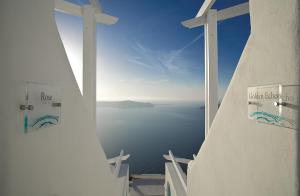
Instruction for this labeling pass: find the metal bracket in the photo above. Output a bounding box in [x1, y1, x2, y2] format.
[19, 105, 34, 111]
[273, 101, 286, 107]
[20, 102, 61, 110]
[248, 101, 262, 107]
[52, 102, 62, 107]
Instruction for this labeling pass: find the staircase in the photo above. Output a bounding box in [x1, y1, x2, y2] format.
[129, 174, 165, 196]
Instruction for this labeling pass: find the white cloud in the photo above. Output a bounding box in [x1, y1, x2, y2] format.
[127, 33, 204, 76]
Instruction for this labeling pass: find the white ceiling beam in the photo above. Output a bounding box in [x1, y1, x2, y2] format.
[217, 2, 249, 21]
[196, 0, 216, 18]
[54, 0, 82, 17]
[182, 2, 249, 29]
[95, 13, 119, 25]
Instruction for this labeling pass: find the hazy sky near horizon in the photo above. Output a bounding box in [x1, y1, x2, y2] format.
[55, 0, 250, 102]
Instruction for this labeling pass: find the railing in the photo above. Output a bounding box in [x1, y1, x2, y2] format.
[108, 150, 130, 196]
[163, 150, 192, 196]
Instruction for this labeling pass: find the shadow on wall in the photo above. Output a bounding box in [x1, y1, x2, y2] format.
[297, 57, 299, 194]
[298, 2, 300, 195]
[297, 85, 300, 196]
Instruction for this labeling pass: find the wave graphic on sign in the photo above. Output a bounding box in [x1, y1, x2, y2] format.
[31, 115, 59, 129]
[250, 111, 295, 127]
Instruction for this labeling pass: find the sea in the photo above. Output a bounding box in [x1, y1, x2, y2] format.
[96, 101, 205, 174]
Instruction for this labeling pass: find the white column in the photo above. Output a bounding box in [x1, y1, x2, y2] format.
[204, 9, 218, 138]
[83, 5, 96, 127]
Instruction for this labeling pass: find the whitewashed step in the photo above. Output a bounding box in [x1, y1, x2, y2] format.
[129, 177, 164, 196]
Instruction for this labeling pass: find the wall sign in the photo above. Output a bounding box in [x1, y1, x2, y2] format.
[248, 84, 298, 129]
[20, 82, 61, 133]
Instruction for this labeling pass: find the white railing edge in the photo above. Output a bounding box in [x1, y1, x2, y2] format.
[164, 150, 188, 194]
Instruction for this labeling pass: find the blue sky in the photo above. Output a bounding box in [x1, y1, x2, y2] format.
[55, 0, 250, 102]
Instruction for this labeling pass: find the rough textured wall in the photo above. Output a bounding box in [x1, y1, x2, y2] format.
[0, 1, 118, 196]
[188, 0, 299, 195]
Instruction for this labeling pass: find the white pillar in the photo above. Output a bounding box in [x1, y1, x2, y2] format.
[83, 5, 96, 127]
[204, 9, 218, 138]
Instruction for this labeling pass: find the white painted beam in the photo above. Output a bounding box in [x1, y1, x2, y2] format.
[217, 2, 249, 21]
[114, 150, 124, 178]
[83, 5, 97, 125]
[95, 13, 119, 25]
[163, 154, 191, 164]
[89, 0, 119, 25]
[89, 0, 103, 13]
[181, 15, 206, 29]
[54, 0, 82, 17]
[196, 0, 216, 17]
[55, 0, 118, 25]
[169, 151, 187, 193]
[204, 9, 218, 137]
[108, 154, 130, 164]
[182, 2, 249, 29]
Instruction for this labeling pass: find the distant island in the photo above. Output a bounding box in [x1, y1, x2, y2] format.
[98, 100, 154, 109]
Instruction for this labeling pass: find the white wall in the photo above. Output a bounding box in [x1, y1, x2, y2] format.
[188, 0, 299, 195]
[0, 1, 118, 196]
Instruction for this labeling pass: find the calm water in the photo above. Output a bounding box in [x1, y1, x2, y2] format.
[96, 102, 205, 174]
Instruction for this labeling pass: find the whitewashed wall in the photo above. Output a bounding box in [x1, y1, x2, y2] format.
[188, 0, 299, 195]
[0, 1, 118, 196]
